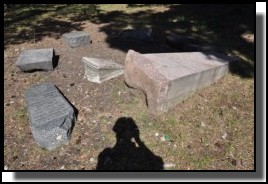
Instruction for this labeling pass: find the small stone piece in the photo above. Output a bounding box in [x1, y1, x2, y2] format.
[16, 48, 54, 71]
[62, 31, 90, 48]
[25, 82, 75, 150]
[82, 57, 124, 83]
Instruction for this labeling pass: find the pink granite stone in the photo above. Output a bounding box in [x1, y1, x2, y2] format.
[124, 50, 237, 114]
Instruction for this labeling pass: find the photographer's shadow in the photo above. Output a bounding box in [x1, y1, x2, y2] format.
[96, 117, 164, 170]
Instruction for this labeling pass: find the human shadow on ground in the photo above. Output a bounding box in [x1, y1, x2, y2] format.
[96, 117, 163, 170]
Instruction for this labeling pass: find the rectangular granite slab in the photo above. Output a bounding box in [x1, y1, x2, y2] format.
[16, 48, 54, 71]
[26, 82, 75, 150]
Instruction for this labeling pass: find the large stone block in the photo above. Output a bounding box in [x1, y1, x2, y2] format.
[124, 50, 238, 114]
[25, 82, 75, 150]
[62, 31, 90, 48]
[16, 48, 54, 71]
[82, 57, 124, 83]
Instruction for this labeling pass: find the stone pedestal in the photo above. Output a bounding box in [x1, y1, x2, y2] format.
[82, 57, 124, 83]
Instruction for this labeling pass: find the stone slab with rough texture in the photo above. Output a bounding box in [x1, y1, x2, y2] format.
[124, 50, 238, 114]
[62, 31, 90, 48]
[16, 48, 54, 71]
[25, 82, 75, 150]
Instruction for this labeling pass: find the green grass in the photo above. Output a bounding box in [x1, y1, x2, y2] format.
[16, 107, 27, 123]
[194, 156, 213, 169]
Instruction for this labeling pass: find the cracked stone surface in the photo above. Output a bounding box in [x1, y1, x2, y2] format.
[16, 48, 54, 71]
[124, 50, 238, 114]
[82, 57, 124, 84]
[25, 82, 75, 150]
[62, 31, 90, 48]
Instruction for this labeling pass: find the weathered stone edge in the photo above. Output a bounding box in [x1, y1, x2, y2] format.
[124, 50, 170, 113]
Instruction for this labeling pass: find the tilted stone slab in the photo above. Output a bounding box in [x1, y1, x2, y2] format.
[16, 48, 54, 71]
[124, 50, 238, 114]
[120, 28, 153, 42]
[25, 82, 75, 150]
[62, 31, 90, 48]
[82, 57, 124, 83]
[166, 33, 215, 52]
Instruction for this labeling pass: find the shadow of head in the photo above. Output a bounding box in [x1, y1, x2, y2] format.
[112, 117, 139, 142]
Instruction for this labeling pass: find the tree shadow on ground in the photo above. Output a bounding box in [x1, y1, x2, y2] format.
[4, 4, 91, 49]
[96, 117, 164, 170]
[88, 4, 254, 78]
[5, 4, 255, 78]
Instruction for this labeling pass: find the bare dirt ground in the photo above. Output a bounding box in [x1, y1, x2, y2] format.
[4, 4, 254, 170]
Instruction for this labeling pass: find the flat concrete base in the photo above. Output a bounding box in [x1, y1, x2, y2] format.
[124, 50, 238, 114]
[82, 57, 124, 83]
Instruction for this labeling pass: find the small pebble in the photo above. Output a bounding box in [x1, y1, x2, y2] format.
[90, 158, 95, 162]
[222, 132, 228, 140]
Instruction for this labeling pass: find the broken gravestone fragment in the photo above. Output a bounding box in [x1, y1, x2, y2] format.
[25, 82, 75, 150]
[16, 48, 55, 71]
[124, 50, 238, 115]
[166, 33, 216, 52]
[82, 57, 124, 83]
[62, 31, 90, 48]
[120, 28, 153, 42]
